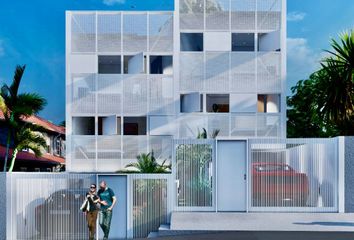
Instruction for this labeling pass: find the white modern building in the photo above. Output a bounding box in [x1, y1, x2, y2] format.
[3, 1, 353, 240]
[66, 0, 286, 173]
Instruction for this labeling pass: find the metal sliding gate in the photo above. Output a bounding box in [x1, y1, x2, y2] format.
[248, 138, 339, 212]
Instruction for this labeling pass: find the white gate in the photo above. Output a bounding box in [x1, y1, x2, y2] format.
[249, 138, 338, 212]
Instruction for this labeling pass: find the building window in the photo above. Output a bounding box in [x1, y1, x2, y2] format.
[98, 116, 121, 135]
[257, 94, 280, 113]
[232, 33, 255, 51]
[180, 93, 203, 113]
[123, 117, 147, 135]
[206, 94, 229, 113]
[150, 56, 173, 74]
[258, 31, 281, 51]
[124, 54, 146, 74]
[180, 33, 203, 51]
[98, 56, 121, 74]
[72, 117, 95, 135]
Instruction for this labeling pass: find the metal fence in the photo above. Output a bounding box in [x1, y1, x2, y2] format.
[248, 138, 338, 212]
[173, 139, 216, 211]
[6, 173, 173, 239]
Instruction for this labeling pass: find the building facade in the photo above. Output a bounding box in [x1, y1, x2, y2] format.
[66, 0, 286, 172]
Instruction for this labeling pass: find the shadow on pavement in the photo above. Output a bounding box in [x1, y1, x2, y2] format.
[150, 231, 354, 240]
[293, 221, 354, 227]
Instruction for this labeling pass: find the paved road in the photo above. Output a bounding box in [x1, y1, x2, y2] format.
[152, 231, 354, 240]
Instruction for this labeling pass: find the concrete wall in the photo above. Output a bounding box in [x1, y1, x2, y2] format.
[345, 137, 354, 212]
[0, 173, 6, 240]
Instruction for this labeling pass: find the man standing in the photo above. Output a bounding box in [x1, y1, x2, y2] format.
[97, 181, 117, 240]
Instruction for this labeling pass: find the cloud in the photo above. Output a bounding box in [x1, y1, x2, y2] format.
[287, 38, 323, 93]
[0, 40, 4, 57]
[102, 0, 125, 5]
[287, 11, 306, 22]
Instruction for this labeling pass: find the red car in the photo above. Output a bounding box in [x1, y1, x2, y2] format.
[252, 163, 309, 207]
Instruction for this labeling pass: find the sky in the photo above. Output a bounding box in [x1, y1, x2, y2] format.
[0, 0, 353, 124]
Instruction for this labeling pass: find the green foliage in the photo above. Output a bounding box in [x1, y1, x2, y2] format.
[196, 128, 220, 139]
[1, 65, 47, 171]
[122, 151, 171, 173]
[288, 30, 354, 137]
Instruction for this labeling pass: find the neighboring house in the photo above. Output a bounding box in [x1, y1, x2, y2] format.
[0, 111, 65, 172]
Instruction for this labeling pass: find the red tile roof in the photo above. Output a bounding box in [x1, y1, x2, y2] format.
[0, 111, 65, 135]
[0, 145, 65, 165]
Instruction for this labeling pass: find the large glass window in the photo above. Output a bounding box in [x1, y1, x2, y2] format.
[123, 117, 147, 135]
[72, 117, 95, 135]
[150, 56, 173, 74]
[257, 94, 280, 113]
[232, 33, 255, 51]
[180, 33, 203, 51]
[98, 56, 121, 74]
[206, 94, 230, 113]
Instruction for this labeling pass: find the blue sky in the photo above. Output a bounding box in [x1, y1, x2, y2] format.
[0, 0, 353, 124]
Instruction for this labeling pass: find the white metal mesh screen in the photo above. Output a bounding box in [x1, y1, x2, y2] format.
[179, 53, 204, 92]
[206, 0, 230, 30]
[122, 136, 149, 166]
[231, 0, 256, 30]
[71, 74, 96, 115]
[71, 13, 96, 53]
[71, 136, 96, 172]
[257, 52, 281, 92]
[231, 114, 256, 137]
[205, 52, 229, 92]
[130, 174, 172, 238]
[149, 76, 174, 115]
[178, 114, 207, 138]
[123, 14, 147, 52]
[7, 173, 95, 239]
[249, 138, 338, 212]
[123, 75, 148, 115]
[174, 139, 215, 210]
[97, 74, 122, 114]
[149, 13, 173, 52]
[97, 13, 121, 52]
[230, 52, 256, 93]
[180, 0, 204, 30]
[257, 0, 281, 31]
[257, 113, 281, 137]
[207, 114, 229, 137]
[97, 136, 122, 172]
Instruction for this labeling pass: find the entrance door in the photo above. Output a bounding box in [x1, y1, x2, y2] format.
[217, 140, 247, 211]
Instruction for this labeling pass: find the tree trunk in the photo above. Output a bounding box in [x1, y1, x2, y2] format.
[8, 148, 18, 173]
[3, 130, 11, 172]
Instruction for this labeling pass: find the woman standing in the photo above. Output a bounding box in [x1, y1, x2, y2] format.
[84, 184, 100, 240]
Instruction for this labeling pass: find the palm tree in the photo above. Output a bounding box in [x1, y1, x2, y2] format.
[0, 65, 47, 171]
[196, 128, 220, 139]
[124, 152, 171, 173]
[8, 122, 47, 172]
[320, 30, 354, 133]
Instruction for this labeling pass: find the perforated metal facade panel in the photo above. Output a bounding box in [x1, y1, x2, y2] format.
[180, 0, 204, 30]
[71, 13, 96, 53]
[257, 52, 281, 92]
[205, 52, 229, 92]
[206, 0, 230, 30]
[123, 75, 148, 115]
[180, 53, 204, 92]
[149, 76, 174, 115]
[230, 52, 256, 92]
[257, 0, 282, 31]
[97, 74, 122, 114]
[71, 74, 96, 114]
[149, 13, 174, 52]
[97, 13, 122, 52]
[123, 14, 148, 52]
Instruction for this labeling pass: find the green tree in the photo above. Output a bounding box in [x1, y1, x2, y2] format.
[0, 65, 47, 171]
[287, 30, 354, 137]
[123, 152, 171, 173]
